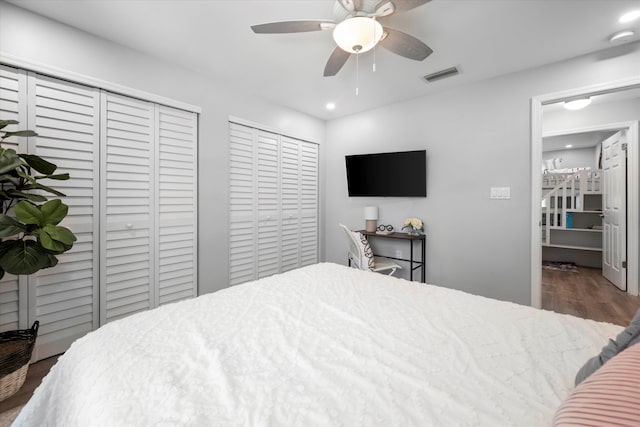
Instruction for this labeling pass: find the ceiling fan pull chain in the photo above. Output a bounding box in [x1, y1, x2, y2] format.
[372, 19, 377, 72]
[373, 45, 377, 72]
[356, 52, 359, 95]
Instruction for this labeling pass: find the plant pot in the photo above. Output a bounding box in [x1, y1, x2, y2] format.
[0, 321, 39, 402]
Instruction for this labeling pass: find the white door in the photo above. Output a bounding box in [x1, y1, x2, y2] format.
[256, 130, 280, 278]
[280, 137, 301, 272]
[228, 122, 319, 284]
[602, 130, 627, 290]
[28, 73, 100, 359]
[155, 105, 198, 305]
[299, 140, 319, 267]
[229, 123, 257, 285]
[100, 92, 155, 324]
[0, 65, 28, 333]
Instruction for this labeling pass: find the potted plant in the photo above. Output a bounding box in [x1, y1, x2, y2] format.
[0, 119, 77, 401]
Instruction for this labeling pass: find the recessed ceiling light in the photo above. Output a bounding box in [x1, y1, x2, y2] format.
[565, 144, 573, 148]
[564, 98, 591, 110]
[619, 10, 640, 23]
[326, 102, 336, 110]
[610, 30, 635, 42]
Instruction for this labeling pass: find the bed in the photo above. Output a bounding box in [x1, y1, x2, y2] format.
[14, 263, 622, 426]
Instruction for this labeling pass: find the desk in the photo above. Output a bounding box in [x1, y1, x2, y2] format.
[358, 230, 426, 282]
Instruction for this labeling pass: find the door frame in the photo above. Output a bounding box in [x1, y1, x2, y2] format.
[531, 77, 640, 308]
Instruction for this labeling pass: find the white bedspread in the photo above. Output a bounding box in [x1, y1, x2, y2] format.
[14, 263, 621, 426]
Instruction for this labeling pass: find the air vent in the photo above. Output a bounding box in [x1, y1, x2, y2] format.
[423, 66, 459, 83]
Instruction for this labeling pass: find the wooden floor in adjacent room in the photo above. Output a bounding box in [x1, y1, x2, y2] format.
[542, 265, 640, 326]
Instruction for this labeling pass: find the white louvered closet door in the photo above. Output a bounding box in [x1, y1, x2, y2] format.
[28, 73, 100, 359]
[299, 140, 319, 266]
[100, 92, 155, 324]
[256, 130, 280, 278]
[280, 137, 301, 272]
[0, 65, 28, 333]
[228, 122, 319, 285]
[155, 106, 197, 305]
[229, 123, 256, 285]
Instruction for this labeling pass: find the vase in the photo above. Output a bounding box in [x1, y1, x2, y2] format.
[407, 228, 420, 236]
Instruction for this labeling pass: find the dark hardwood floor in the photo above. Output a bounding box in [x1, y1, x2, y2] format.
[542, 265, 640, 326]
[0, 354, 60, 414]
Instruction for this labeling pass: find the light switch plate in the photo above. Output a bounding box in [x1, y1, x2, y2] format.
[490, 186, 511, 199]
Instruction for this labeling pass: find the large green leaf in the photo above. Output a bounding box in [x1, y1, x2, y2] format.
[41, 199, 68, 225]
[39, 228, 65, 252]
[6, 189, 48, 203]
[0, 149, 23, 174]
[35, 173, 70, 181]
[22, 182, 66, 197]
[0, 120, 19, 130]
[0, 214, 26, 237]
[3, 130, 38, 140]
[0, 240, 49, 275]
[44, 254, 59, 269]
[0, 267, 4, 281]
[14, 201, 43, 225]
[19, 154, 55, 175]
[40, 224, 75, 253]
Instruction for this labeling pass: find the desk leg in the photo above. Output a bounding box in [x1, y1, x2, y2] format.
[421, 239, 425, 283]
[410, 240, 414, 281]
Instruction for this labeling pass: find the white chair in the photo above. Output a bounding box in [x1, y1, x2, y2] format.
[339, 223, 402, 276]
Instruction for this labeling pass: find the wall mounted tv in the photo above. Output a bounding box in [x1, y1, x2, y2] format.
[345, 150, 426, 197]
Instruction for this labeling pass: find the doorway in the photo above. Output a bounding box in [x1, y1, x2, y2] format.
[531, 79, 640, 322]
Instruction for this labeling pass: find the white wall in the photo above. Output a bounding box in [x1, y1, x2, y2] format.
[542, 147, 598, 170]
[0, 1, 325, 294]
[324, 41, 640, 305]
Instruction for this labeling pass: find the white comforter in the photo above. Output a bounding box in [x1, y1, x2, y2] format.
[15, 263, 621, 426]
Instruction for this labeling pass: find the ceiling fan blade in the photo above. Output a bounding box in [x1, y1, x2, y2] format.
[324, 47, 351, 76]
[380, 28, 433, 61]
[337, 0, 364, 12]
[373, 1, 395, 17]
[251, 20, 335, 34]
[387, 0, 431, 14]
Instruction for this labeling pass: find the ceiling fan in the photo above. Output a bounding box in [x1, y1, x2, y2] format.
[251, 0, 433, 77]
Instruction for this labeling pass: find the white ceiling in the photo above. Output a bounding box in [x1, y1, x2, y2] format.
[543, 131, 617, 153]
[8, 0, 640, 120]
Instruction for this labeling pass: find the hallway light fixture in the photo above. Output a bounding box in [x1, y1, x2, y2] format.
[563, 98, 591, 110]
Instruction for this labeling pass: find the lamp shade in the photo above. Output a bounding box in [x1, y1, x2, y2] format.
[364, 206, 379, 220]
[333, 17, 383, 54]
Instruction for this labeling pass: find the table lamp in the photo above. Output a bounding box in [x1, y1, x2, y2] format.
[364, 206, 378, 232]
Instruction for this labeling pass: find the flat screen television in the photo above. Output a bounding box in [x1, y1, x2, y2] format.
[345, 150, 426, 197]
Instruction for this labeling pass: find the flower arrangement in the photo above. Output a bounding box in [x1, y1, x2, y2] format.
[402, 217, 423, 235]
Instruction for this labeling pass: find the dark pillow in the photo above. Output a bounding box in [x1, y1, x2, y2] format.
[575, 309, 640, 385]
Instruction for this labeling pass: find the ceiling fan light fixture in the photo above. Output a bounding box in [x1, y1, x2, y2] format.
[563, 98, 591, 110]
[333, 17, 383, 54]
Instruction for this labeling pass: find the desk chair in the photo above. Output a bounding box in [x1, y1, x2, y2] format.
[339, 223, 402, 276]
